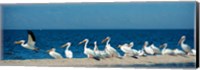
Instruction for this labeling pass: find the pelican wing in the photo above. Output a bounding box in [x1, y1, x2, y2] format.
[144, 47, 154, 55]
[150, 44, 161, 54]
[174, 49, 185, 55]
[109, 46, 121, 57]
[66, 50, 73, 58]
[184, 44, 191, 52]
[121, 46, 132, 53]
[162, 49, 173, 55]
[50, 52, 63, 59]
[27, 30, 36, 47]
[85, 48, 96, 56]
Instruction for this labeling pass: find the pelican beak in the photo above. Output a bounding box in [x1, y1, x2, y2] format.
[159, 45, 163, 48]
[61, 44, 67, 48]
[14, 41, 22, 44]
[101, 38, 108, 43]
[143, 44, 146, 48]
[46, 50, 50, 53]
[79, 40, 86, 45]
[47, 48, 53, 53]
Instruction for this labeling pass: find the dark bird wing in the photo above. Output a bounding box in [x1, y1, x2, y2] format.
[27, 30, 36, 46]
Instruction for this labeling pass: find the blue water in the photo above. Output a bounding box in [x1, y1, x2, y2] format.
[3, 29, 194, 60]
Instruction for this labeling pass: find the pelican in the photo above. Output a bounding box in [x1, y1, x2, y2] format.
[61, 42, 73, 58]
[93, 41, 109, 59]
[129, 42, 139, 57]
[14, 30, 39, 52]
[160, 43, 174, 55]
[118, 42, 138, 59]
[143, 41, 154, 55]
[102, 36, 122, 58]
[47, 48, 63, 59]
[79, 39, 100, 61]
[178, 35, 192, 55]
[128, 42, 139, 55]
[173, 48, 186, 55]
[150, 44, 161, 55]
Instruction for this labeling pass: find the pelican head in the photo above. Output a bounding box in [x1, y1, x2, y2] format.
[159, 43, 167, 48]
[47, 48, 56, 53]
[14, 40, 25, 44]
[61, 42, 71, 48]
[79, 39, 89, 45]
[129, 42, 134, 47]
[94, 41, 97, 45]
[102, 36, 110, 43]
[145, 41, 149, 45]
[143, 41, 149, 48]
[178, 35, 186, 45]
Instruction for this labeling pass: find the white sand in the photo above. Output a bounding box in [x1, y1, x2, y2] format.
[0, 55, 196, 67]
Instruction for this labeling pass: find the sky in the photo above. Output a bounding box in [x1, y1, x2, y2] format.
[1, 2, 196, 29]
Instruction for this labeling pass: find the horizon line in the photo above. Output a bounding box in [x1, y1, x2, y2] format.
[2, 28, 195, 30]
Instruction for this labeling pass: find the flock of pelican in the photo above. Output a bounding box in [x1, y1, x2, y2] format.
[14, 30, 196, 61]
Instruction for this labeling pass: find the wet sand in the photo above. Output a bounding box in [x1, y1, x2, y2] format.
[0, 55, 196, 67]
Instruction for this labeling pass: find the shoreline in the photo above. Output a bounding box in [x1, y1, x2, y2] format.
[0, 55, 196, 67]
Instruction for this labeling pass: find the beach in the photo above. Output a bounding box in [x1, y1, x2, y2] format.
[0, 55, 196, 67]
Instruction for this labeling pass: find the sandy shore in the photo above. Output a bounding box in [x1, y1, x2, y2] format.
[0, 55, 196, 67]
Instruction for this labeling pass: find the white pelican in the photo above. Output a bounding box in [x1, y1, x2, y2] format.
[93, 41, 109, 59]
[79, 39, 100, 61]
[128, 42, 139, 56]
[14, 30, 39, 52]
[173, 48, 186, 55]
[102, 37, 122, 58]
[178, 35, 192, 55]
[118, 43, 138, 59]
[47, 48, 63, 59]
[61, 42, 73, 58]
[150, 44, 161, 55]
[159, 43, 174, 55]
[143, 41, 154, 55]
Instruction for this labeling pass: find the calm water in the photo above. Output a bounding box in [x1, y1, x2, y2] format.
[3, 29, 194, 60]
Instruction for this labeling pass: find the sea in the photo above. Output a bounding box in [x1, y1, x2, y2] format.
[2, 29, 196, 68]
